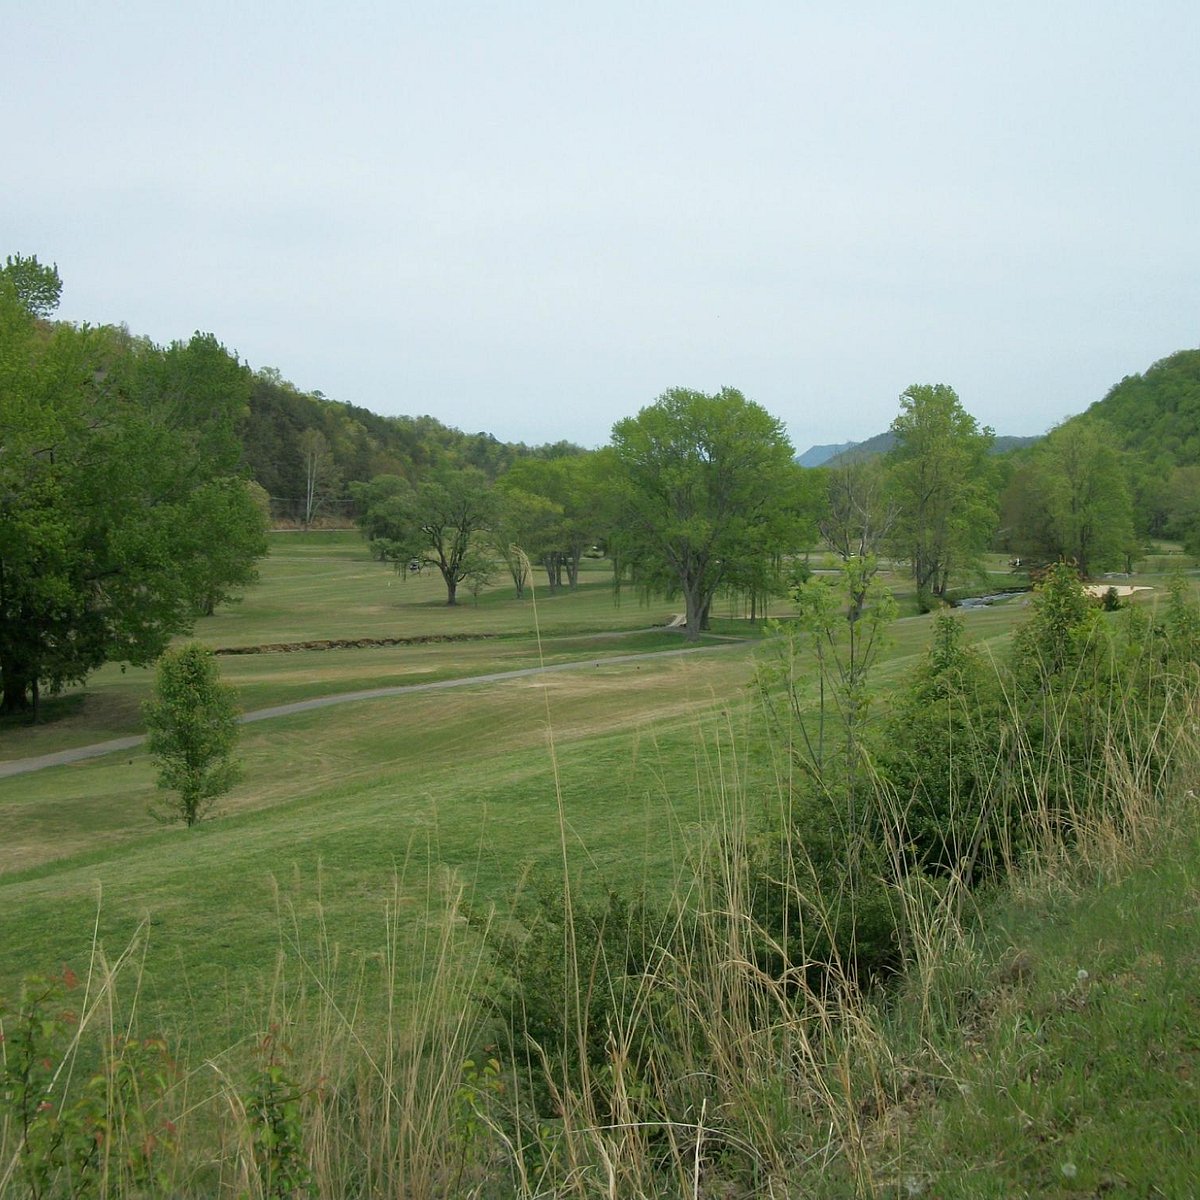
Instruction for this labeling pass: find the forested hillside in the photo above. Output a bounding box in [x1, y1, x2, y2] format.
[239, 368, 583, 523]
[994, 349, 1200, 557]
[1082, 349, 1200, 465]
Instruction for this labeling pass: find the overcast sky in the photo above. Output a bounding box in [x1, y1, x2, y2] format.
[6, 1, 1198, 451]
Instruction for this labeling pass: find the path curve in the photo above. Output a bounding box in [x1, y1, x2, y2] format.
[0, 639, 746, 780]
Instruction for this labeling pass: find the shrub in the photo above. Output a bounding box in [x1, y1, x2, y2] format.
[876, 611, 1003, 881]
[473, 871, 668, 1120]
[741, 791, 907, 990]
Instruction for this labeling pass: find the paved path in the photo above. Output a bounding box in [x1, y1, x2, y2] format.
[0, 639, 746, 780]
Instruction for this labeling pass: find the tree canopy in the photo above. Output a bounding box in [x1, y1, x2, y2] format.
[0, 290, 268, 713]
[0, 253, 62, 318]
[886, 384, 996, 601]
[1000, 420, 1134, 575]
[143, 643, 242, 827]
[1082, 349, 1200, 466]
[352, 467, 496, 605]
[608, 387, 800, 639]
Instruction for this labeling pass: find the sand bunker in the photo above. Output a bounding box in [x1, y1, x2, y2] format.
[1082, 584, 1153, 598]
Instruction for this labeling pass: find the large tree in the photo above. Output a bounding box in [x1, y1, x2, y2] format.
[498, 453, 602, 591]
[297, 428, 341, 529]
[354, 468, 495, 605]
[886, 384, 996, 601]
[488, 485, 563, 598]
[1000, 420, 1134, 575]
[0, 287, 267, 714]
[608, 387, 798, 640]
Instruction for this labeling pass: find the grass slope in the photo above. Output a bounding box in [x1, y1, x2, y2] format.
[865, 822, 1200, 1197]
[0, 535, 1032, 1063]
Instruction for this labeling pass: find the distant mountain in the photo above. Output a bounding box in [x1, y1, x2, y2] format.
[824, 431, 896, 465]
[820, 431, 1040, 468]
[795, 441, 857, 467]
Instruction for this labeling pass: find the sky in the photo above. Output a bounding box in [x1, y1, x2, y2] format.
[6, 1, 1199, 452]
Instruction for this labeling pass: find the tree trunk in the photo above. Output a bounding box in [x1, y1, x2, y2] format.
[683, 582, 705, 641]
[0, 653, 32, 714]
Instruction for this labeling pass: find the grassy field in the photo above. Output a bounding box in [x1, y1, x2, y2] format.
[0, 534, 1038, 1052]
[4, 537, 1199, 1196]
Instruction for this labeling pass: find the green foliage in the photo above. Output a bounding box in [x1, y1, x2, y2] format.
[886, 383, 996, 597]
[0, 253, 62, 318]
[820, 458, 896, 563]
[0, 969, 176, 1198]
[764, 555, 897, 809]
[1011, 561, 1101, 682]
[1162, 462, 1200, 553]
[488, 485, 561, 596]
[142, 644, 241, 827]
[1083, 347, 1200, 466]
[297, 428, 341, 529]
[496, 453, 603, 591]
[0, 291, 267, 713]
[242, 1027, 313, 1199]
[1001, 420, 1135, 575]
[741, 794, 907, 989]
[877, 611, 1002, 879]
[353, 468, 495, 605]
[609, 386, 802, 639]
[750, 557, 905, 987]
[1160, 570, 1200, 665]
[240, 366, 585, 513]
[475, 871, 665, 1119]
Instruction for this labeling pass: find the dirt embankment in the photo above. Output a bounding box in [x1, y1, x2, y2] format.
[214, 633, 503, 656]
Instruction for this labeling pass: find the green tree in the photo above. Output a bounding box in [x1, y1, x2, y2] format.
[1003, 421, 1134, 575]
[496, 453, 603, 591]
[1080, 348, 1200, 466]
[820, 458, 897, 562]
[354, 468, 495, 605]
[886, 384, 996, 602]
[0, 253, 62, 317]
[488, 486, 562, 597]
[763, 555, 898, 812]
[193, 480, 272, 616]
[0, 290, 267, 714]
[142, 644, 241, 826]
[1161, 464, 1200, 554]
[877, 611, 999, 878]
[608, 387, 798, 639]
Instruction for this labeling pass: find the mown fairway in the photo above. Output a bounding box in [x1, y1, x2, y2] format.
[0, 533, 1065, 1053]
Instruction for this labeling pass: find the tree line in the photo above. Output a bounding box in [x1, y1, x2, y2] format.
[0, 256, 267, 715]
[240, 367, 585, 527]
[351, 368, 1200, 632]
[5, 248, 1198, 711]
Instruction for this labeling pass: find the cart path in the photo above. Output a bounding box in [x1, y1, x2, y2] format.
[0, 637, 747, 780]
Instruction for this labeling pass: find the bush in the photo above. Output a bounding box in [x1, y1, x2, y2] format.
[741, 788, 907, 992]
[877, 611, 1003, 881]
[473, 871, 668, 1120]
